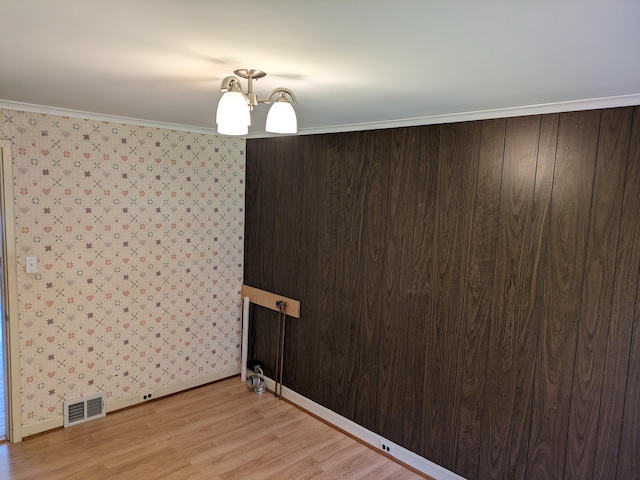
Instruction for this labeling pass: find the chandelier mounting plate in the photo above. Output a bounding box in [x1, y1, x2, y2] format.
[234, 69, 267, 80]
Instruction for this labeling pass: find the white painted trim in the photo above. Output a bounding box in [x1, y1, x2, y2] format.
[3, 93, 639, 140]
[1, 138, 22, 442]
[254, 373, 466, 480]
[21, 365, 240, 438]
[21, 416, 61, 438]
[250, 93, 640, 138]
[0, 100, 218, 135]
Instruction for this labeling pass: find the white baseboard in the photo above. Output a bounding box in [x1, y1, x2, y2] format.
[252, 373, 466, 480]
[21, 416, 63, 438]
[21, 365, 240, 438]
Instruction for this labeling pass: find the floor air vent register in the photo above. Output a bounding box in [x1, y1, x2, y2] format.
[63, 392, 106, 427]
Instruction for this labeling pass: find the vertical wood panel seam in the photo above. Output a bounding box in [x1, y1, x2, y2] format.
[453, 122, 481, 471]
[474, 119, 508, 475]
[247, 109, 639, 480]
[564, 110, 604, 479]
[523, 114, 559, 478]
[377, 130, 394, 437]
[611, 108, 640, 479]
[422, 123, 451, 462]
[615, 270, 640, 477]
[419, 124, 442, 458]
[581, 108, 633, 479]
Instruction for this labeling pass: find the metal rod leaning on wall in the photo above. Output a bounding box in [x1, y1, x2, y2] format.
[240, 285, 301, 393]
[275, 300, 287, 398]
[241, 296, 250, 382]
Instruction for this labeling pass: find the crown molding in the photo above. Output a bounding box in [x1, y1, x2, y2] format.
[3, 93, 640, 139]
[249, 92, 640, 138]
[0, 100, 217, 135]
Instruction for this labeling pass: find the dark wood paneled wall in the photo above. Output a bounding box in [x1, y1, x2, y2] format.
[244, 107, 640, 480]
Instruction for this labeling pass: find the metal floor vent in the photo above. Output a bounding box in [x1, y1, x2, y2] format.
[63, 392, 106, 427]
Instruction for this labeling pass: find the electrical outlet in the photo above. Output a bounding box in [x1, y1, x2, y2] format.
[379, 438, 395, 456]
[140, 392, 154, 402]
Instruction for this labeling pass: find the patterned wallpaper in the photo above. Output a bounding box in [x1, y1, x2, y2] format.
[0, 109, 245, 429]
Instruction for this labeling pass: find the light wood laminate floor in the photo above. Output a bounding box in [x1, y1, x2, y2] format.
[0, 377, 427, 479]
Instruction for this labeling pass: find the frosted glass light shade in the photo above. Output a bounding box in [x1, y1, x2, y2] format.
[216, 91, 250, 136]
[265, 98, 297, 134]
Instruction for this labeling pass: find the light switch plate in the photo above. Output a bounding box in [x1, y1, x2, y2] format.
[26, 256, 38, 273]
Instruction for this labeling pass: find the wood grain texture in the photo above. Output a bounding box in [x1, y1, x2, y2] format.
[377, 127, 428, 452]
[333, 131, 387, 430]
[245, 138, 304, 382]
[454, 118, 504, 478]
[297, 134, 341, 406]
[404, 125, 441, 453]
[506, 113, 558, 479]
[478, 114, 546, 479]
[527, 110, 601, 478]
[606, 107, 640, 479]
[422, 121, 482, 468]
[618, 270, 640, 478]
[272, 138, 305, 391]
[564, 107, 633, 478]
[245, 107, 640, 480]
[0, 378, 426, 480]
[244, 139, 275, 291]
[244, 139, 278, 380]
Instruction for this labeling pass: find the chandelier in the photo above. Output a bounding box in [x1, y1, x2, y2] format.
[216, 68, 297, 136]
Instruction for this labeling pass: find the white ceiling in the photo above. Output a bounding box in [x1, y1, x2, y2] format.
[1, 0, 639, 137]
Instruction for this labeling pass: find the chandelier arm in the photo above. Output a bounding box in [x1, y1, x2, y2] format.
[220, 76, 244, 94]
[256, 88, 297, 106]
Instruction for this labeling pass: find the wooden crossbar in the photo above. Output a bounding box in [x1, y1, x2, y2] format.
[240, 284, 300, 318]
[240, 285, 301, 383]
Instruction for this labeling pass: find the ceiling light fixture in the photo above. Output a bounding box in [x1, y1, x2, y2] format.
[216, 69, 297, 136]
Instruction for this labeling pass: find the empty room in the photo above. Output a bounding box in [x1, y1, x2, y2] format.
[0, 1, 639, 479]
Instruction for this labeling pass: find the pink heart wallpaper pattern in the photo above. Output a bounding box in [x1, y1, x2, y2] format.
[1, 109, 244, 427]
